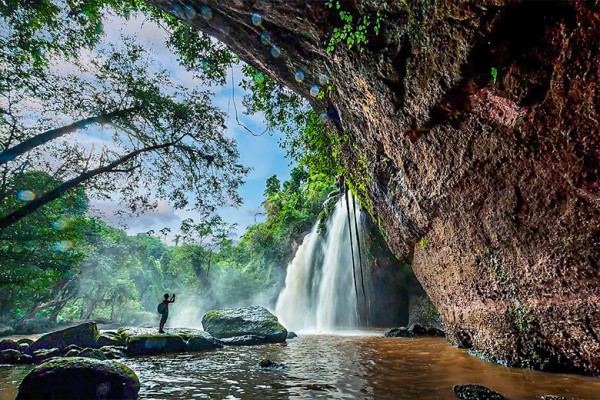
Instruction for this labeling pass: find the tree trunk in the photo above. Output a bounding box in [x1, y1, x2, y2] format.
[146, 0, 600, 375]
[0, 107, 138, 165]
[0, 139, 179, 230]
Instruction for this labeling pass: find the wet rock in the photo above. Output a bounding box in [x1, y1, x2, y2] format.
[385, 327, 412, 338]
[64, 344, 83, 353]
[100, 346, 127, 360]
[64, 349, 81, 357]
[18, 354, 33, 364]
[0, 349, 22, 364]
[183, 332, 223, 352]
[79, 348, 107, 360]
[97, 331, 125, 347]
[0, 339, 20, 351]
[120, 327, 221, 355]
[0, 324, 14, 337]
[30, 322, 99, 352]
[17, 338, 34, 346]
[220, 335, 271, 346]
[258, 358, 286, 370]
[287, 331, 298, 339]
[33, 348, 61, 364]
[16, 357, 140, 400]
[126, 334, 186, 355]
[427, 327, 445, 337]
[540, 397, 567, 400]
[453, 384, 505, 400]
[408, 323, 428, 335]
[202, 306, 287, 343]
[19, 343, 30, 352]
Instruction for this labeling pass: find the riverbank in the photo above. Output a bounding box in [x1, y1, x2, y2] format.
[2, 333, 599, 400]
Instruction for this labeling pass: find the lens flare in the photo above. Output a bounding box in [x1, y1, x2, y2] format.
[17, 190, 35, 202]
[184, 5, 197, 19]
[310, 85, 320, 97]
[52, 218, 68, 231]
[270, 45, 281, 58]
[55, 241, 73, 252]
[260, 31, 271, 45]
[295, 70, 305, 82]
[200, 5, 212, 20]
[251, 12, 262, 26]
[172, 4, 185, 19]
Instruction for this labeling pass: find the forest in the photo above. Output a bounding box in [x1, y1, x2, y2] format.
[0, 0, 342, 333]
[1, 1, 598, 399]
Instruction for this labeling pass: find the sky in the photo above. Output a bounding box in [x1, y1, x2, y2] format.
[85, 13, 294, 240]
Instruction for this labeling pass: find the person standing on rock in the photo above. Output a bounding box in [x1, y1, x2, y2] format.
[158, 293, 175, 333]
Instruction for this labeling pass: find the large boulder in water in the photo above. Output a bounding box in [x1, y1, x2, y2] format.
[119, 327, 222, 355]
[16, 357, 139, 400]
[453, 384, 506, 400]
[201, 306, 287, 343]
[29, 322, 99, 352]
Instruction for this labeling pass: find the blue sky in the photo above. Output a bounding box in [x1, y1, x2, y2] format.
[87, 14, 293, 240]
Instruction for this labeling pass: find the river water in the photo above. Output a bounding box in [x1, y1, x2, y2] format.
[2, 332, 599, 400]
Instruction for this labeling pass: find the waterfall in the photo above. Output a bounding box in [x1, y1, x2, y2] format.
[275, 192, 364, 333]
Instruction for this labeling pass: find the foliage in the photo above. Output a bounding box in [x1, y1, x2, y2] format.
[491, 67, 498, 84]
[325, 0, 382, 53]
[0, 36, 248, 228]
[0, 171, 89, 319]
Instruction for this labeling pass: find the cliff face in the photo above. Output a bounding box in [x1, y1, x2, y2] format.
[148, 0, 600, 374]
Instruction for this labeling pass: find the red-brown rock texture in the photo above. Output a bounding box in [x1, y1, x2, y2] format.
[147, 0, 600, 374]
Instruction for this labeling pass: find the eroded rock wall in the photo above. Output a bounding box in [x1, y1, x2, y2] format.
[148, 0, 600, 375]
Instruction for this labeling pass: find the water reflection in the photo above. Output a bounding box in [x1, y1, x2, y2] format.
[2, 334, 599, 399]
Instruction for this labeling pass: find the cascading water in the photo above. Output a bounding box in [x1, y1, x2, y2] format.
[275, 192, 365, 333]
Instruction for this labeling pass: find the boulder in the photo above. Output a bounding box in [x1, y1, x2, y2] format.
[0, 324, 14, 337]
[17, 338, 35, 346]
[0, 349, 22, 364]
[287, 331, 298, 339]
[385, 327, 412, 338]
[64, 344, 83, 353]
[184, 332, 223, 352]
[258, 359, 286, 370]
[30, 322, 99, 352]
[32, 348, 61, 364]
[16, 357, 140, 400]
[64, 349, 81, 357]
[220, 335, 270, 346]
[100, 346, 127, 360]
[19, 354, 33, 364]
[0, 339, 21, 351]
[126, 334, 186, 355]
[121, 328, 221, 356]
[453, 384, 506, 400]
[19, 343, 30, 352]
[202, 306, 287, 343]
[97, 331, 125, 347]
[408, 323, 428, 336]
[79, 348, 107, 360]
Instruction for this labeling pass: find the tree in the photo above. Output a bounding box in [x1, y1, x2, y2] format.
[0, 40, 248, 230]
[0, 171, 89, 320]
[264, 175, 281, 197]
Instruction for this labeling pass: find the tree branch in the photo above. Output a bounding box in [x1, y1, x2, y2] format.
[0, 107, 139, 166]
[0, 139, 177, 230]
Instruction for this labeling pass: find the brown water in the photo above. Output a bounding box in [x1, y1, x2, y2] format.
[1, 333, 599, 399]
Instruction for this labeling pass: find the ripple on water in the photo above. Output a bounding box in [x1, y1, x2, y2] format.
[2, 334, 600, 400]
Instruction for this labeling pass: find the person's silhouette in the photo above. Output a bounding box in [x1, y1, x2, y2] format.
[158, 293, 175, 333]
